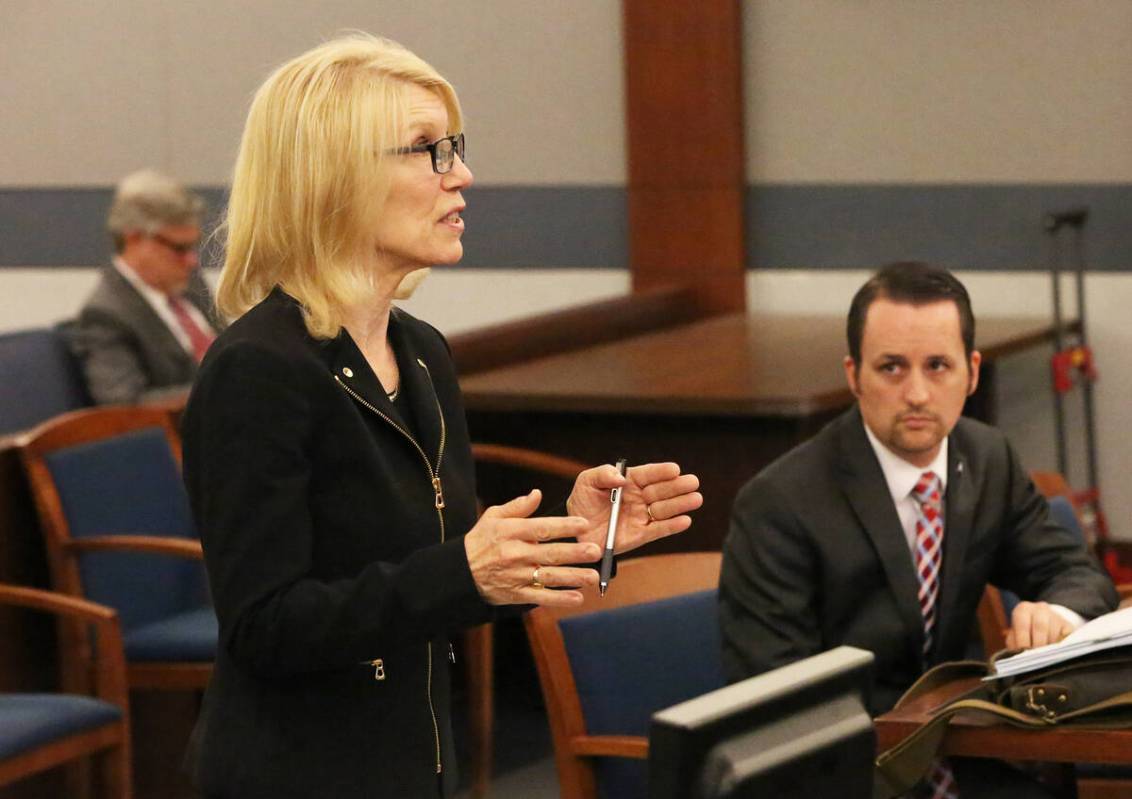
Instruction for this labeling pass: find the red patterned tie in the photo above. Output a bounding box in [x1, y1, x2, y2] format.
[167, 296, 215, 363]
[910, 471, 959, 799]
[911, 471, 944, 655]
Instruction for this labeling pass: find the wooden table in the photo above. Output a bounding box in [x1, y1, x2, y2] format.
[875, 673, 1132, 765]
[459, 312, 1074, 553]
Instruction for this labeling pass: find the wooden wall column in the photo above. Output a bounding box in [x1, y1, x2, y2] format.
[623, 0, 747, 314]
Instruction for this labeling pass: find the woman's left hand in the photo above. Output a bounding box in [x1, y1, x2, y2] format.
[567, 462, 702, 554]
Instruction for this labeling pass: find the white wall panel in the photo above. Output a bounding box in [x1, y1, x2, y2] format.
[1, 2, 167, 185]
[2, 0, 624, 187]
[743, 1, 1132, 183]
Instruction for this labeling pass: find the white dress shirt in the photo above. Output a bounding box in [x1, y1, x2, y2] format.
[862, 420, 1084, 631]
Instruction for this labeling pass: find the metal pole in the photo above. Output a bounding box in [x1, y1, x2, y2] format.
[1072, 225, 1101, 496]
[1045, 216, 1068, 478]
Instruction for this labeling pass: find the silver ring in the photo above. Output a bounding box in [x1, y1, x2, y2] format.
[646, 503, 656, 523]
[531, 566, 543, 588]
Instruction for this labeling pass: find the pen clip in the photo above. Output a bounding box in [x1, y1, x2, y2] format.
[610, 458, 628, 502]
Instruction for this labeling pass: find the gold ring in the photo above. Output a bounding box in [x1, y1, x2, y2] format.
[646, 504, 656, 523]
[531, 566, 544, 589]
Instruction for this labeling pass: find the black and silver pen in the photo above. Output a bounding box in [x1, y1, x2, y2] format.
[599, 458, 628, 597]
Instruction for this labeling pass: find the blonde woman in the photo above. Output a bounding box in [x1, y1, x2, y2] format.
[181, 33, 702, 797]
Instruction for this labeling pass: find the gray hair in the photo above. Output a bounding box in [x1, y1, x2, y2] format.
[107, 169, 205, 252]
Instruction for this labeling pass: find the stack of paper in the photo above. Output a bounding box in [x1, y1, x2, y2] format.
[989, 605, 1132, 678]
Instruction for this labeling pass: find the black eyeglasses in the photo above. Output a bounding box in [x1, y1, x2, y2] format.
[150, 232, 199, 255]
[388, 133, 466, 174]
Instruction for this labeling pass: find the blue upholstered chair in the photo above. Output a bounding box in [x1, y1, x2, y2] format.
[18, 406, 214, 692]
[524, 552, 723, 799]
[0, 583, 131, 798]
[0, 326, 91, 437]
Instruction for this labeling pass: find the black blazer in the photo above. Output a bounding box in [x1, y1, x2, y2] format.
[182, 289, 491, 798]
[719, 406, 1117, 715]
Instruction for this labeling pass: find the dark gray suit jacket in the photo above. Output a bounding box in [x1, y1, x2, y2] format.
[720, 406, 1117, 715]
[69, 265, 223, 405]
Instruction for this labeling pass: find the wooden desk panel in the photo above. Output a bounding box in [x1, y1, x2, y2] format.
[460, 313, 1073, 417]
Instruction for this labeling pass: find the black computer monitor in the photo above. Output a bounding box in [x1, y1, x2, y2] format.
[648, 646, 875, 799]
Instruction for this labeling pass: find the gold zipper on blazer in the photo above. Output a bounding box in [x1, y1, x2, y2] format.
[334, 361, 448, 775]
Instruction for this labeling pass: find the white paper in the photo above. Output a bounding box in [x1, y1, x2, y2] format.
[989, 605, 1132, 678]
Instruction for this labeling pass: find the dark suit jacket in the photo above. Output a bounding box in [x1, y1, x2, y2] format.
[181, 289, 491, 798]
[719, 406, 1117, 715]
[69, 265, 222, 405]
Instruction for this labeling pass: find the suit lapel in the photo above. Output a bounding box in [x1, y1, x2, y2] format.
[837, 410, 927, 663]
[184, 270, 224, 332]
[934, 439, 975, 659]
[107, 267, 194, 367]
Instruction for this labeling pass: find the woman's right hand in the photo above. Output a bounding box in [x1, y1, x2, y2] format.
[463, 489, 601, 607]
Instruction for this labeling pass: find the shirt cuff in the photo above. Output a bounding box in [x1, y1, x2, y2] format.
[1049, 603, 1086, 630]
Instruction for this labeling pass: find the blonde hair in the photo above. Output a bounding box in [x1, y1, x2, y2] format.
[217, 32, 462, 338]
[107, 169, 204, 252]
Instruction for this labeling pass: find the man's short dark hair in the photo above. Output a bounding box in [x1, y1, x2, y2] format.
[846, 262, 975, 364]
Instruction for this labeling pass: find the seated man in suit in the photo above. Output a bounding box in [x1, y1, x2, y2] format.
[720, 262, 1117, 797]
[70, 169, 223, 405]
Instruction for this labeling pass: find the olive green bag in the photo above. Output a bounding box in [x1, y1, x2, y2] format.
[873, 646, 1132, 798]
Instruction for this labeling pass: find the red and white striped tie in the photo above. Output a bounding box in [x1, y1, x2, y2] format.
[911, 471, 944, 656]
[910, 471, 959, 799]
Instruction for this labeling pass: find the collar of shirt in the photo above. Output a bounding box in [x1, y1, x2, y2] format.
[862, 418, 949, 552]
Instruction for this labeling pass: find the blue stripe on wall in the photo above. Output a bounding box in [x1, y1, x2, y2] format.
[748, 184, 1132, 271]
[2, 184, 1130, 270]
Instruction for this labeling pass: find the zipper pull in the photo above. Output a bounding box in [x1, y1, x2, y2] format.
[432, 476, 445, 509]
[448, 643, 456, 665]
[370, 658, 385, 681]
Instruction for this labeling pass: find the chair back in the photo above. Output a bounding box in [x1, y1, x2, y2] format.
[525, 551, 723, 799]
[0, 327, 91, 436]
[20, 407, 206, 632]
[471, 442, 587, 511]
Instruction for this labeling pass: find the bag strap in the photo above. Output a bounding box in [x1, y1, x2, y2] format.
[875, 668, 1132, 798]
[872, 660, 986, 799]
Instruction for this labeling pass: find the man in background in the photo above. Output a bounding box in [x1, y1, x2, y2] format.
[70, 169, 222, 405]
[720, 262, 1116, 797]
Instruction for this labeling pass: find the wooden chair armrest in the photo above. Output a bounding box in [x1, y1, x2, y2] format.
[65, 535, 203, 559]
[572, 734, 649, 759]
[0, 583, 129, 707]
[0, 583, 117, 624]
[471, 443, 589, 480]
